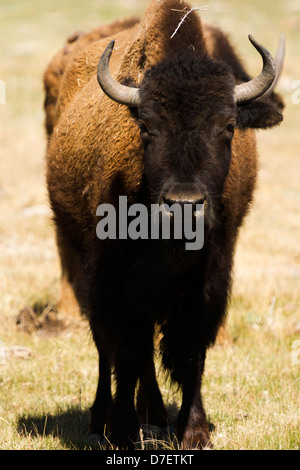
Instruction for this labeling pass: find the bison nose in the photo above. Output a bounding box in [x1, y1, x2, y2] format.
[161, 184, 208, 220]
[163, 195, 206, 220]
[162, 183, 206, 208]
[162, 182, 206, 210]
[163, 195, 206, 208]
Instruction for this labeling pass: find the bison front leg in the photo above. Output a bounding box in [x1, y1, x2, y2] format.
[108, 323, 155, 449]
[108, 348, 140, 449]
[89, 350, 112, 439]
[177, 355, 212, 449]
[161, 329, 212, 449]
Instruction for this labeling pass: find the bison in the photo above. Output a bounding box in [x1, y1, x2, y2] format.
[46, 0, 284, 449]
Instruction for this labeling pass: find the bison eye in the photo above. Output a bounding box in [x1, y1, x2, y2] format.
[226, 121, 236, 134]
[140, 123, 148, 134]
[139, 122, 150, 139]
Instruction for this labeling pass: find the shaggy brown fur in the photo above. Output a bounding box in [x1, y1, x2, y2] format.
[46, 0, 283, 449]
[44, 17, 140, 137]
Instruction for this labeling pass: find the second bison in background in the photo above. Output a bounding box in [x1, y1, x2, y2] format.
[46, 0, 284, 449]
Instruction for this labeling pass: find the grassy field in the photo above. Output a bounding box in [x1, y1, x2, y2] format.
[0, 0, 299, 450]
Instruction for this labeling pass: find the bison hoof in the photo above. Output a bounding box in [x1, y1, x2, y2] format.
[182, 431, 213, 450]
[108, 405, 140, 450]
[87, 433, 108, 449]
[140, 423, 176, 441]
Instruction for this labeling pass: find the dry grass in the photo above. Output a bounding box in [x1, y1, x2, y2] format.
[0, 0, 299, 450]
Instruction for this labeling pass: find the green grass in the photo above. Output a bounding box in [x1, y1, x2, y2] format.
[0, 317, 298, 450]
[0, 0, 299, 450]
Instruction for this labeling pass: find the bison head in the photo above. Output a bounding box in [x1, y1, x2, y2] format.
[97, 37, 283, 249]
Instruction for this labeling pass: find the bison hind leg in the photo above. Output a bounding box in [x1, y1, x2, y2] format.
[136, 361, 170, 430]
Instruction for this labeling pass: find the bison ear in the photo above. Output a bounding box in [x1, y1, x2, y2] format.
[236, 98, 283, 129]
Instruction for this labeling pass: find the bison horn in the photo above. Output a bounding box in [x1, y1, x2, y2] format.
[234, 35, 276, 104]
[97, 40, 141, 107]
[258, 33, 286, 100]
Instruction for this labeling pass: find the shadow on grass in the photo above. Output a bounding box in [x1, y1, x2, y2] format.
[17, 402, 182, 450]
[17, 406, 92, 449]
